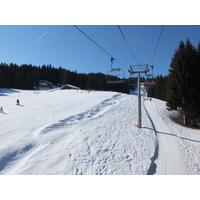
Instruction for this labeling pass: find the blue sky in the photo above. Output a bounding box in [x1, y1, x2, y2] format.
[0, 25, 200, 78]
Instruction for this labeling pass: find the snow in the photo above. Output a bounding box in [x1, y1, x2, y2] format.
[0, 88, 199, 175]
[144, 98, 200, 175]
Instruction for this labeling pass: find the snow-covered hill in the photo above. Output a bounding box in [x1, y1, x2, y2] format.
[0, 88, 199, 175]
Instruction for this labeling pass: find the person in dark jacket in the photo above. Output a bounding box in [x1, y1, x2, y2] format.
[17, 99, 20, 105]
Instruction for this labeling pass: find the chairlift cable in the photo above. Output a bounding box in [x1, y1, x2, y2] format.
[73, 25, 129, 70]
[150, 25, 164, 66]
[117, 25, 139, 65]
[95, 26, 127, 61]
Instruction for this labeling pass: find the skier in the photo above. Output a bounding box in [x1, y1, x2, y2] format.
[16, 99, 20, 105]
[0, 107, 3, 113]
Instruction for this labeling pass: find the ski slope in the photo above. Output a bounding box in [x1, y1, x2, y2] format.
[0, 89, 199, 175]
[145, 100, 189, 174]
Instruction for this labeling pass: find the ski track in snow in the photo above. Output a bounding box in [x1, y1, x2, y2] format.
[144, 98, 200, 175]
[144, 99, 187, 174]
[151, 99, 200, 174]
[40, 93, 121, 135]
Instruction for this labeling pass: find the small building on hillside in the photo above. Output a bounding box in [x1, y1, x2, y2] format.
[38, 80, 53, 90]
[60, 84, 80, 90]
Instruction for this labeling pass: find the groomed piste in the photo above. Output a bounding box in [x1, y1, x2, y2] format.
[0, 89, 199, 175]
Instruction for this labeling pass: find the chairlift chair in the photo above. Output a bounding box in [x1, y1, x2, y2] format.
[106, 68, 125, 84]
[106, 58, 126, 84]
[143, 80, 156, 87]
[144, 74, 156, 88]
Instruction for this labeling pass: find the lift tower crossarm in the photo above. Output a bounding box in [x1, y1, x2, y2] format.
[129, 64, 149, 74]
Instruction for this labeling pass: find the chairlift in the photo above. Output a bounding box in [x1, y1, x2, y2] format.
[144, 80, 156, 87]
[106, 58, 125, 84]
[106, 68, 125, 84]
[143, 65, 156, 87]
[144, 74, 156, 88]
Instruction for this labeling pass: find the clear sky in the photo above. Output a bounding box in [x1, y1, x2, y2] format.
[0, 25, 200, 78]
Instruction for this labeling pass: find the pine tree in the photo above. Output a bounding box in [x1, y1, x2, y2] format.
[167, 39, 200, 126]
[193, 41, 200, 121]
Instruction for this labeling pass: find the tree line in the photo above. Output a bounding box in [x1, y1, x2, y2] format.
[0, 63, 130, 93]
[147, 39, 200, 127]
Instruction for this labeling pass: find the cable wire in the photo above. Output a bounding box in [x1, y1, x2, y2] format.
[95, 26, 128, 62]
[150, 25, 164, 66]
[73, 25, 128, 70]
[117, 25, 139, 65]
